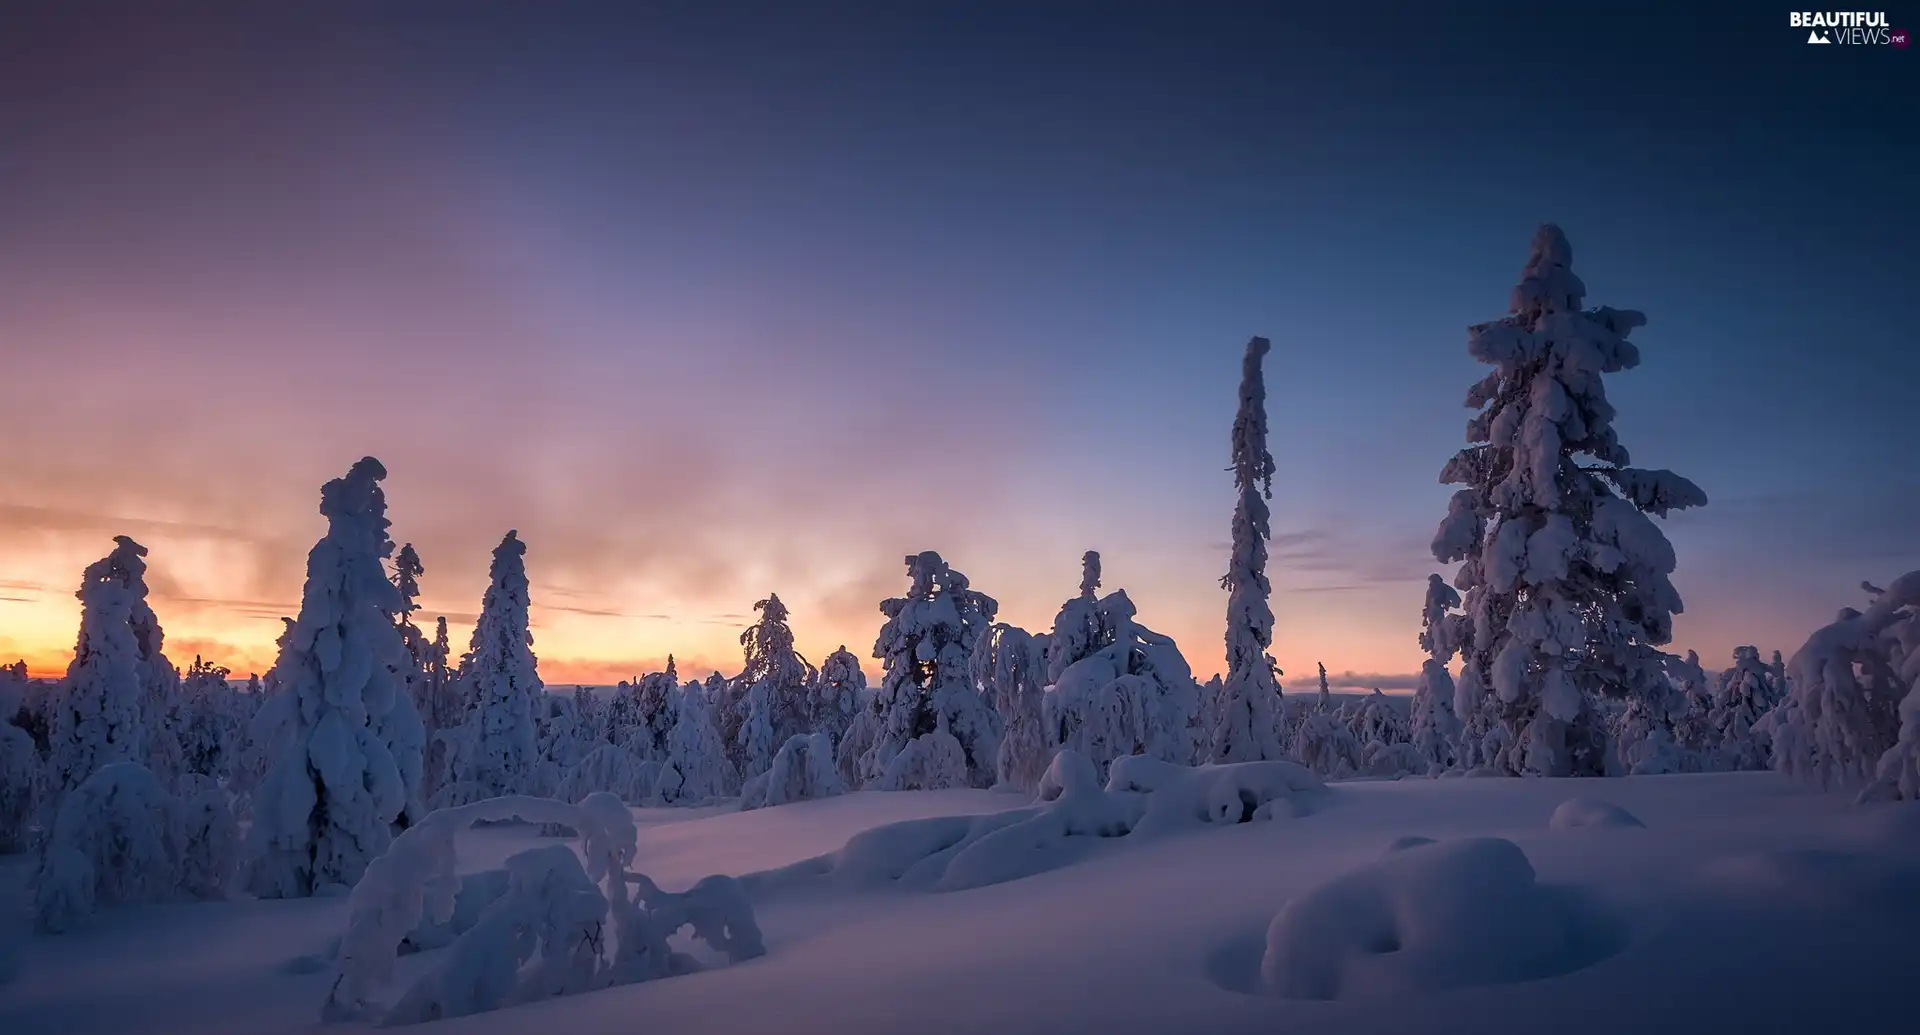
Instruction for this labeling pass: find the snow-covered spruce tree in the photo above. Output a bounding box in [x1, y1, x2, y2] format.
[51, 536, 174, 797]
[1767, 573, 1920, 797]
[1046, 551, 1107, 685]
[1410, 575, 1465, 772]
[1287, 665, 1364, 780]
[1210, 337, 1288, 764]
[1710, 646, 1779, 771]
[837, 689, 886, 790]
[970, 623, 1053, 793]
[657, 680, 736, 803]
[618, 657, 679, 763]
[735, 595, 817, 785]
[1429, 225, 1707, 777]
[442, 531, 543, 805]
[809, 645, 866, 748]
[864, 552, 1003, 790]
[1045, 581, 1202, 779]
[1348, 689, 1408, 747]
[247, 458, 417, 898]
[176, 656, 239, 786]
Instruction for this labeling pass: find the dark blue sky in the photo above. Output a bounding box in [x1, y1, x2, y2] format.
[0, 1, 1913, 680]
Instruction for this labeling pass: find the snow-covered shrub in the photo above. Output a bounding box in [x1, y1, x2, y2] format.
[383, 844, 609, 1024]
[735, 594, 817, 785]
[1709, 646, 1780, 771]
[1259, 837, 1621, 999]
[325, 792, 760, 1025]
[1548, 796, 1644, 830]
[1287, 709, 1364, 780]
[872, 721, 972, 792]
[657, 683, 736, 803]
[1347, 689, 1408, 748]
[1429, 225, 1707, 776]
[1212, 339, 1289, 764]
[1360, 740, 1429, 779]
[247, 458, 419, 898]
[175, 784, 242, 899]
[555, 744, 659, 805]
[742, 731, 844, 810]
[33, 762, 236, 932]
[51, 536, 174, 796]
[863, 552, 1002, 788]
[1044, 553, 1202, 779]
[440, 531, 544, 804]
[970, 622, 1053, 793]
[1770, 572, 1920, 795]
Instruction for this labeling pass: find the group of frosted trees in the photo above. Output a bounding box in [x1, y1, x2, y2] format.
[6, 222, 1919, 935]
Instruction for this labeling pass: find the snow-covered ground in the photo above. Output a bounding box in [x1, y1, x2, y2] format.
[4, 774, 1913, 1035]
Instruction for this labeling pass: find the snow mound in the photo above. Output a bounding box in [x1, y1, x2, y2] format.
[1386, 835, 1437, 853]
[1259, 837, 1623, 1000]
[1549, 796, 1645, 830]
[744, 750, 1323, 896]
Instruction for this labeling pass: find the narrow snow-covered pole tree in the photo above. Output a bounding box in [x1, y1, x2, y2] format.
[247, 458, 416, 897]
[51, 536, 173, 797]
[444, 531, 544, 804]
[1210, 337, 1287, 764]
[1430, 225, 1707, 777]
[1409, 575, 1466, 771]
[380, 543, 430, 827]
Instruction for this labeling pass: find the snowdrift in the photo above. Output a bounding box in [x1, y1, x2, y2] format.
[1259, 837, 1625, 1000]
[741, 750, 1324, 896]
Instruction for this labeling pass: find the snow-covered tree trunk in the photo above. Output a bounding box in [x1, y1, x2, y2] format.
[1211, 338, 1287, 764]
[442, 531, 544, 804]
[246, 458, 417, 898]
[1430, 225, 1707, 777]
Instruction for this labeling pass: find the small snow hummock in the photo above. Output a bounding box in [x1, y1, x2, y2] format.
[1259, 837, 1622, 999]
[33, 762, 240, 932]
[1548, 796, 1645, 830]
[742, 731, 845, 810]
